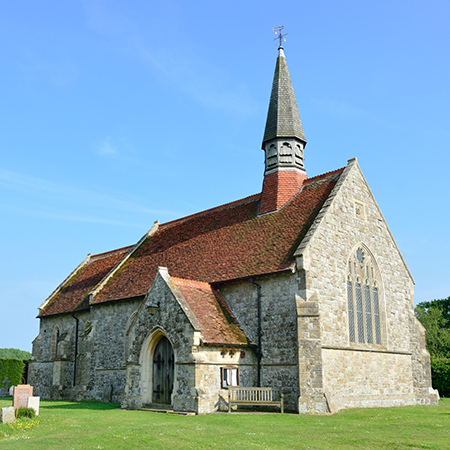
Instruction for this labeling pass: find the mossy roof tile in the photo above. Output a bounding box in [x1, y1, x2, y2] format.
[38, 247, 132, 317]
[171, 277, 250, 346]
[39, 167, 344, 317]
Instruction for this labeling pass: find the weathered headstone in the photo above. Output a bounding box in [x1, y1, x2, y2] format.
[1, 407, 15, 424]
[9, 386, 14, 396]
[27, 396, 40, 416]
[13, 385, 33, 409]
[0, 388, 4, 397]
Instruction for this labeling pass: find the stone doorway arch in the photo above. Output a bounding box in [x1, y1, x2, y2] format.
[140, 329, 175, 406]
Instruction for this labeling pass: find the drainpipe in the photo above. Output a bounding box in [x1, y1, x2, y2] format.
[250, 278, 262, 387]
[72, 312, 79, 387]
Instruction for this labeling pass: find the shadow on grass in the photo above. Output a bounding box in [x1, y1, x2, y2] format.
[41, 401, 121, 411]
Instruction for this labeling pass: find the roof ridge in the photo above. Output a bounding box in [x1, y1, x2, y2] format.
[90, 246, 133, 261]
[304, 167, 345, 184]
[161, 192, 261, 229]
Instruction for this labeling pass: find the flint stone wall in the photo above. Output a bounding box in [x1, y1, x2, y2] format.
[219, 273, 300, 412]
[29, 314, 77, 399]
[122, 272, 199, 411]
[29, 300, 140, 403]
[88, 299, 140, 403]
[121, 271, 258, 414]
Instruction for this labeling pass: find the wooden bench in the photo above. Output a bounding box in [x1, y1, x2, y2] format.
[227, 387, 284, 413]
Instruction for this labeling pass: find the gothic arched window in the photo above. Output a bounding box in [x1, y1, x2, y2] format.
[347, 246, 381, 344]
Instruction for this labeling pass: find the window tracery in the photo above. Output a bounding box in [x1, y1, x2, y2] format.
[347, 246, 381, 344]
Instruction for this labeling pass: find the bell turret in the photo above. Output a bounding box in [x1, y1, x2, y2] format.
[259, 46, 307, 215]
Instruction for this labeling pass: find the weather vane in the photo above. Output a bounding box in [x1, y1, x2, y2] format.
[273, 25, 288, 48]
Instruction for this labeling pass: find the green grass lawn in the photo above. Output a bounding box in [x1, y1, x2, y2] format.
[1, 397, 449, 449]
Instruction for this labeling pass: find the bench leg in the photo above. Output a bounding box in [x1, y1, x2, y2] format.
[280, 388, 284, 414]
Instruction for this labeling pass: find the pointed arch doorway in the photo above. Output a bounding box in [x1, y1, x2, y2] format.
[152, 336, 174, 404]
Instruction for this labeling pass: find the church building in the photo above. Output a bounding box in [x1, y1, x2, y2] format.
[28, 45, 438, 414]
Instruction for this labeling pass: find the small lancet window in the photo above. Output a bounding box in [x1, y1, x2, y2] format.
[347, 246, 382, 345]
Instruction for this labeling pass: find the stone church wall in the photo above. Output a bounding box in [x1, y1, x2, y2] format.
[29, 300, 141, 403]
[219, 272, 300, 411]
[295, 160, 437, 408]
[122, 272, 201, 412]
[122, 271, 260, 414]
[300, 161, 414, 351]
[88, 299, 141, 403]
[322, 348, 415, 408]
[192, 346, 258, 414]
[29, 313, 79, 399]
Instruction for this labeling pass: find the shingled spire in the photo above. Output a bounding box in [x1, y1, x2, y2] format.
[259, 46, 307, 215]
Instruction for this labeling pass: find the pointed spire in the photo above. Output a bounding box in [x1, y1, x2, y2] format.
[259, 46, 308, 215]
[262, 46, 306, 146]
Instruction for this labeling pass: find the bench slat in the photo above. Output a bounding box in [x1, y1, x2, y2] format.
[228, 387, 283, 413]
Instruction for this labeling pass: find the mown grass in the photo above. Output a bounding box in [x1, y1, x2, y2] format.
[1, 397, 449, 449]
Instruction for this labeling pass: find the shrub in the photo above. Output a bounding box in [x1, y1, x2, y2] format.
[15, 407, 36, 419]
[0, 358, 26, 386]
[431, 357, 450, 397]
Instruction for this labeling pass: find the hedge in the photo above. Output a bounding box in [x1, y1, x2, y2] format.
[431, 357, 450, 397]
[0, 358, 26, 387]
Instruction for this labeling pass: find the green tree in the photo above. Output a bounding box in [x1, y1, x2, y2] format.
[0, 348, 31, 360]
[415, 296, 450, 358]
[415, 296, 450, 396]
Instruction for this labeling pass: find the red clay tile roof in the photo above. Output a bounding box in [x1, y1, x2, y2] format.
[39, 167, 344, 316]
[171, 277, 250, 346]
[38, 247, 132, 317]
[94, 168, 344, 304]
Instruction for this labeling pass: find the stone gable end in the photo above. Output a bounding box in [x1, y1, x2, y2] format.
[298, 160, 414, 350]
[294, 160, 434, 408]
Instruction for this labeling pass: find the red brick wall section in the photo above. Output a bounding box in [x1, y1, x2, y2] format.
[259, 170, 307, 214]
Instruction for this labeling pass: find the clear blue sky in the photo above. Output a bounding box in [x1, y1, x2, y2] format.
[1, 1, 449, 352]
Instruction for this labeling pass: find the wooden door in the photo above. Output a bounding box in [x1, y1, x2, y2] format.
[152, 337, 174, 404]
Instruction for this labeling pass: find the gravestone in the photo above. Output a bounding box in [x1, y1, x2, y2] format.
[27, 396, 40, 416]
[13, 385, 33, 409]
[1, 407, 15, 424]
[9, 386, 14, 396]
[0, 388, 4, 397]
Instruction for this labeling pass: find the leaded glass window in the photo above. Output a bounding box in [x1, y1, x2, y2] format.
[347, 246, 382, 344]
